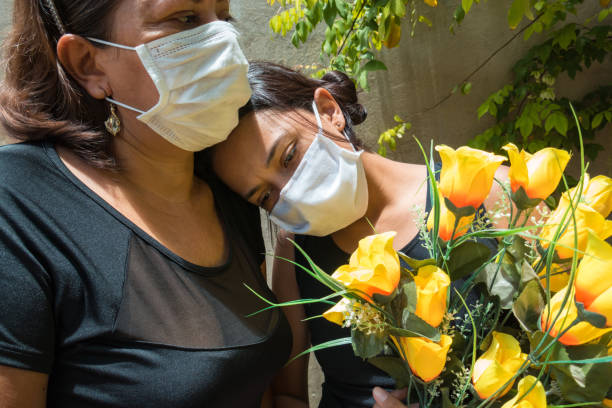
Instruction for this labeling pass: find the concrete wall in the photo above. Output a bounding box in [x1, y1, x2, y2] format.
[233, 1, 611, 176]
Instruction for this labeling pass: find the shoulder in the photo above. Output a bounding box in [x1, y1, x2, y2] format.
[0, 142, 55, 187]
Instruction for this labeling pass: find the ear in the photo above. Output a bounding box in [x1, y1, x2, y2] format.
[313, 87, 346, 132]
[57, 34, 110, 100]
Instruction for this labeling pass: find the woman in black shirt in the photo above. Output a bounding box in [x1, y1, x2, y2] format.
[0, 1, 291, 407]
[212, 62, 510, 408]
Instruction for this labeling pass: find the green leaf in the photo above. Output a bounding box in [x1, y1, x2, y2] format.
[477, 261, 521, 309]
[447, 241, 492, 281]
[512, 280, 545, 332]
[461, 82, 472, 95]
[393, 310, 440, 341]
[397, 252, 437, 271]
[462, 0, 473, 13]
[323, 1, 337, 27]
[352, 329, 386, 359]
[368, 357, 411, 388]
[288, 337, 353, 363]
[592, 112, 604, 128]
[554, 24, 577, 50]
[362, 59, 388, 72]
[391, 0, 406, 18]
[551, 343, 612, 403]
[575, 302, 607, 329]
[508, 0, 529, 29]
[477, 101, 490, 118]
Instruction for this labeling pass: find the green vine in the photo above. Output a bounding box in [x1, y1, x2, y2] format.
[266, 0, 612, 159]
[471, 20, 612, 161]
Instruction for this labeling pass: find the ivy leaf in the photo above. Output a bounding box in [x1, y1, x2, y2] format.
[508, 0, 529, 29]
[462, 0, 474, 13]
[592, 112, 604, 128]
[362, 59, 388, 72]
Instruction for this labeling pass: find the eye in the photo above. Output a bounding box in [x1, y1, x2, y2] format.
[259, 190, 271, 207]
[176, 14, 197, 25]
[283, 144, 297, 168]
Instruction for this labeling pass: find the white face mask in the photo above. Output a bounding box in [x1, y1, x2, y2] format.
[269, 101, 369, 236]
[88, 21, 251, 152]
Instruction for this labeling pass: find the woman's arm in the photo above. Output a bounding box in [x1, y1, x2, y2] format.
[0, 365, 48, 408]
[270, 230, 310, 408]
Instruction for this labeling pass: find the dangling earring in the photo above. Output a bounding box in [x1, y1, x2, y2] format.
[105, 103, 121, 136]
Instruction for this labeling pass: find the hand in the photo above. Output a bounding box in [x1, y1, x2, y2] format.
[372, 387, 418, 408]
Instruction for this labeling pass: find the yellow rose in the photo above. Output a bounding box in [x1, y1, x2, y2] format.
[435, 145, 506, 210]
[392, 335, 452, 382]
[500, 376, 547, 408]
[322, 298, 351, 326]
[568, 174, 612, 218]
[502, 143, 570, 200]
[538, 262, 571, 293]
[540, 286, 612, 346]
[540, 194, 612, 259]
[414, 265, 450, 328]
[427, 186, 475, 241]
[472, 332, 528, 399]
[574, 232, 612, 326]
[331, 232, 401, 298]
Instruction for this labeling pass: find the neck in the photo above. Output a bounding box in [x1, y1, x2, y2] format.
[360, 152, 410, 223]
[113, 134, 196, 204]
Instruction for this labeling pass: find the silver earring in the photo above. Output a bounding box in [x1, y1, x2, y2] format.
[105, 104, 121, 136]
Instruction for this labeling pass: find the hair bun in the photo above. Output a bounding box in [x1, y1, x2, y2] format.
[321, 70, 368, 126]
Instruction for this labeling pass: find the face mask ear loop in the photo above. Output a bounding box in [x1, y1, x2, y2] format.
[86, 37, 137, 51]
[105, 97, 146, 115]
[312, 100, 358, 152]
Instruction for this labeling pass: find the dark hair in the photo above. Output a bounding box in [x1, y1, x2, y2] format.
[0, 0, 121, 169]
[239, 61, 367, 149]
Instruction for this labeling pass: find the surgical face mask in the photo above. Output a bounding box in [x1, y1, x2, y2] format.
[269, 101, 369, 236]
[88, 21, 251, 152]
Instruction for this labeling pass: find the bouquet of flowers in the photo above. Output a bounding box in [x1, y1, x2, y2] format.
[251, 120, 612, 407]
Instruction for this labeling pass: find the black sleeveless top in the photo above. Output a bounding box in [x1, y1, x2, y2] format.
[0, 142, 292, 407]
[295, 169, 495, 407]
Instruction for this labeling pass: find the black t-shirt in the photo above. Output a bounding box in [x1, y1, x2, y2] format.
[0, 142, 291, 407]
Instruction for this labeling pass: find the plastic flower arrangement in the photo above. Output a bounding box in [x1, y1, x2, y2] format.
[249, 112, 612, 407]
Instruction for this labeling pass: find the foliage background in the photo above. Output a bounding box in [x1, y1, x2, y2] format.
[233, 1, 611, 177]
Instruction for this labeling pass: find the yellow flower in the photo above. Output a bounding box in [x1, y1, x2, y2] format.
[322, 298, 351, 326]
[435, 145, 506, 210]
[538, 262, 571, 293]
[472, 332, 528, 399]
[414, 265, 450, 328]
[392, 335, 452, 382]
[424, 0, 437, 6]
[540, 286, 612, 346]
[540, 194, 612, 259]
[331, 232, 400, 298]
[502, 143, 570, 200]
[568, 174, 612, 218]
[604, 398, 612, 408]
[574, 232, 612, 327]
[500, 376, 547, 408]
[427, 186, 475, 241]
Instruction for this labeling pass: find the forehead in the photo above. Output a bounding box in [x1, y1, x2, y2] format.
[215, 110, 290, 163]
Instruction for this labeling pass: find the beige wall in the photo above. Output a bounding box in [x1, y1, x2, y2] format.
[233, 1, 611, 176]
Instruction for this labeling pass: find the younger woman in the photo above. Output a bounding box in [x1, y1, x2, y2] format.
[212, 62, 508, 408]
